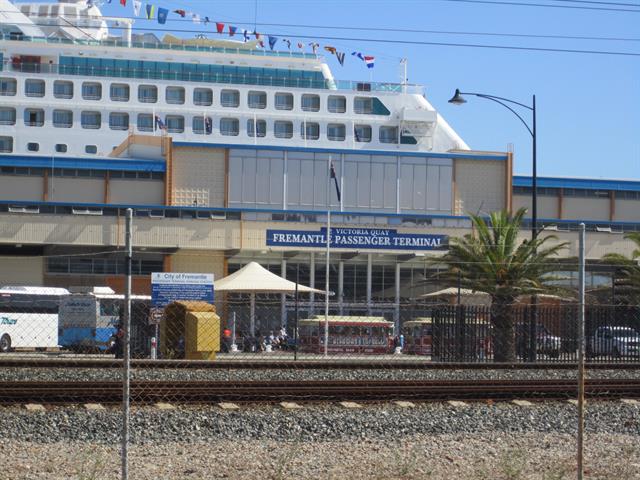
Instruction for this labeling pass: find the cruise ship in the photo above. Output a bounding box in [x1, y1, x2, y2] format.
[0, 0, 467, 157]
[1, 0, 636, 326]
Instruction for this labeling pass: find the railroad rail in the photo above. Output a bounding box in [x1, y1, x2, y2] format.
[1, 379, 639, 404]
[1, 358, 640, 369]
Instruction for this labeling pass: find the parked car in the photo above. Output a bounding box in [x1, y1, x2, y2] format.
[516, 324, 561, 358]
[588, 326, 640, 358]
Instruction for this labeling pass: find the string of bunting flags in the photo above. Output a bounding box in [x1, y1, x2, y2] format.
[104, 0, 375, 68]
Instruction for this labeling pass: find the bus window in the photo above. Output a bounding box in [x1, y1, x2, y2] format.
[100, 299, 120, 317]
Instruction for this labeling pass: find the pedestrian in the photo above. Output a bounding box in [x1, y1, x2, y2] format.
[112, 322, 124, 359]
[222, 327, 232, 353]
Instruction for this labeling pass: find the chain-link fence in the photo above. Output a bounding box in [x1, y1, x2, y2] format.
[1, 291, 639, 364]
[2, 221, 640, 479]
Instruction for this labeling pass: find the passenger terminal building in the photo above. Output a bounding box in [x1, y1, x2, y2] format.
[0, 0, 636, 324]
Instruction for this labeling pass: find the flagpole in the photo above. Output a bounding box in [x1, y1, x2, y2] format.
[324, 156, 331, 357]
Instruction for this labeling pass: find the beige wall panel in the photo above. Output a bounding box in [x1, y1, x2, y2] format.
[109, 180, 164, 205]
[128, 144, 164, 160]
[172, 147, 226, 207]
[49, 178, 103, 203]
[613, 200, 640, 222]
[0, 176, 43, 201]
[562, 198, 609, 221]
[454, 160, 505, 215]
[1, 212, 638, 260]
[513, 194, 558, 219]
[170, 250, 225, 281]
[0, 214, 240, 250]
[524, 230, 631, 260]
[0, 256, 43, 285]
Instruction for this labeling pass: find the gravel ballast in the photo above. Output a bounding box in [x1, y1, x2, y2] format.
[0, 402, 639, 479]
[1, 367, 639, 382]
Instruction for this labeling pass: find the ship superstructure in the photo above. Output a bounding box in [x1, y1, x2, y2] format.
[0, 0, 467, 158]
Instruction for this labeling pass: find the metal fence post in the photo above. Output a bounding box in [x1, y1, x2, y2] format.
[122, 208, 133, 480]
[577, 222, 586, 480]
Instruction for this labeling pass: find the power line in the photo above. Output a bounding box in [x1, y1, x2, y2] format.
[8, 19, 640, 57]
[214, 22, 640, 43]
[13, 11, 640, 43]
[437, 0, 640, 12]
[549, 0, 640, 7]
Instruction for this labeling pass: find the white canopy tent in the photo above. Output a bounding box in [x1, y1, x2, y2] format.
[421, 288, 573, 305]
[421, 287, 491, 305]
[215, 261, 325, 336]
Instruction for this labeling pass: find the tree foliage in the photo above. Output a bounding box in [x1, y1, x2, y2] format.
[436, 208, 568, 303]
[433, 208, 568, 362]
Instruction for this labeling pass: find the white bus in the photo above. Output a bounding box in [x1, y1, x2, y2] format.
[59, 287, 151, 353]
[0, 286, 70, 352]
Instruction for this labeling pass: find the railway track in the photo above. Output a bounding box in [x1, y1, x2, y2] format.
[1, 358, 639, 369]
[1, 379, 639, 404]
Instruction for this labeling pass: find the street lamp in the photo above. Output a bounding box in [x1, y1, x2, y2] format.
[449, 88, 538, 363]
[448, 89, 537, 240]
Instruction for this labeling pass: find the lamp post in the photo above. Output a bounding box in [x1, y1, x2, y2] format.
[449, 89, 538, 362]
[448, 89, 537, 239]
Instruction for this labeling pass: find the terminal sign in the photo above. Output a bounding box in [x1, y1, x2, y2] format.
[266, 227, 447, 251]
[151, 272, 214, 307]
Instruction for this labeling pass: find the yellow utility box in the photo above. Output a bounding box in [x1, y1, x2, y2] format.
[161, 301, 220, 360]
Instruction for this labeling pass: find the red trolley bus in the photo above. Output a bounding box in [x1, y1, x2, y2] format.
[402, 317, 433, 355]
[297, 316, 394, 354]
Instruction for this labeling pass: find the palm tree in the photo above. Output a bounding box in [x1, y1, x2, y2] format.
[602, 232, 640, 304]
[434, 208, 568, 362]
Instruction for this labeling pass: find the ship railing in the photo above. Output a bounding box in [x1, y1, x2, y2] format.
[2, 61, 423, 94]
[0, 33, 318, 60]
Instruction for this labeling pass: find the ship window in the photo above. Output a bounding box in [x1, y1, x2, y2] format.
[301, 122, 320, 140]
[193, 88, 212, 106]
[0, 136, 13, 153]
[27, 142, 39, 152]
[275, 92, 293, 110]
[328, 95, 346, 113]
[0, 107, 16, 126]
[85, 145, 97, 154]
[81, 111, 101, 129]
[247, 119, 266, 138]
[354, 97, 373, 114]
[138, 84, 157, 103]
[24, 108, 44, 127]
[220, 89, 239, 107]
[137, 114, 153, 132]
[274, 121, 293, 139]
[165, 115, 184, 133]
[248, 91, 267, 109]
[379, 126, 399, 144]
[327, 123, 346, 141]
[166, 86, 185, 104]
[109, 112, 129, 130]
[301, 94, 320, 112]
[0, 78, 17, 96]
[354, 124, 372, 143]
[25, 79, 45, 98]
[55, 144, 68, 153]
[110, 83, 129, 101]
[53, 110, 73, 128]
[82, 82, 102, 100]
[53, 80, 73, 99]
[193, 116, 212, 135]
[220, 118, 239, 136]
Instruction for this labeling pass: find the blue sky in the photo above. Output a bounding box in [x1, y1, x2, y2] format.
[98, 0, 640, 180]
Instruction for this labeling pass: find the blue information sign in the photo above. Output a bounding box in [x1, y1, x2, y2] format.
[266, 227, 447, 251]
[151, 273, 214, 307]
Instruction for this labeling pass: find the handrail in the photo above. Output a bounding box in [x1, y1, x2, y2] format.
[1, 59, 424, 93]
